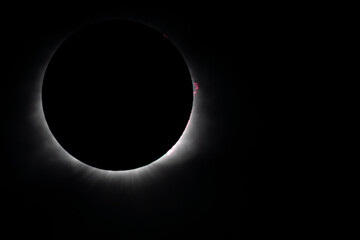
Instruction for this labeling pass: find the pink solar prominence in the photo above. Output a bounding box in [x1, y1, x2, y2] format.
[193, 82, 199, 94]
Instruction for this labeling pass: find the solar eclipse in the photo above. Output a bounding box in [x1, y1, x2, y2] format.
[41, 19, 195, 171]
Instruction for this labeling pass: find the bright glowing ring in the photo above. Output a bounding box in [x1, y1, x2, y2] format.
[31, 18, 204, 179]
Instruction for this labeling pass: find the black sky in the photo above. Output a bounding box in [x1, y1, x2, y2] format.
[0, 4, 297, 239]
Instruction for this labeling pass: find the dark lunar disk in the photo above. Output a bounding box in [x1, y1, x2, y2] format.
[42, 20, 193, 170]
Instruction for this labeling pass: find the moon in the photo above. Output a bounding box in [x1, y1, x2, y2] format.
[40, 19, 198, 172]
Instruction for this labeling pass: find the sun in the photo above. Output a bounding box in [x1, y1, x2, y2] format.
[34, 18, 205, 178]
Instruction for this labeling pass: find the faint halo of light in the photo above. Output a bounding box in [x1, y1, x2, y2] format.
[35, 18, 204, 179]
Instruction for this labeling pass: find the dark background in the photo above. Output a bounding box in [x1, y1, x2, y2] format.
[0, 3, 302, 239]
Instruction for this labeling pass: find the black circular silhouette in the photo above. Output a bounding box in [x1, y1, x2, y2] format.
[42, 20, 193, 170]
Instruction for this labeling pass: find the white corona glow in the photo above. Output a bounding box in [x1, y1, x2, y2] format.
[23, 18, 206, 184]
